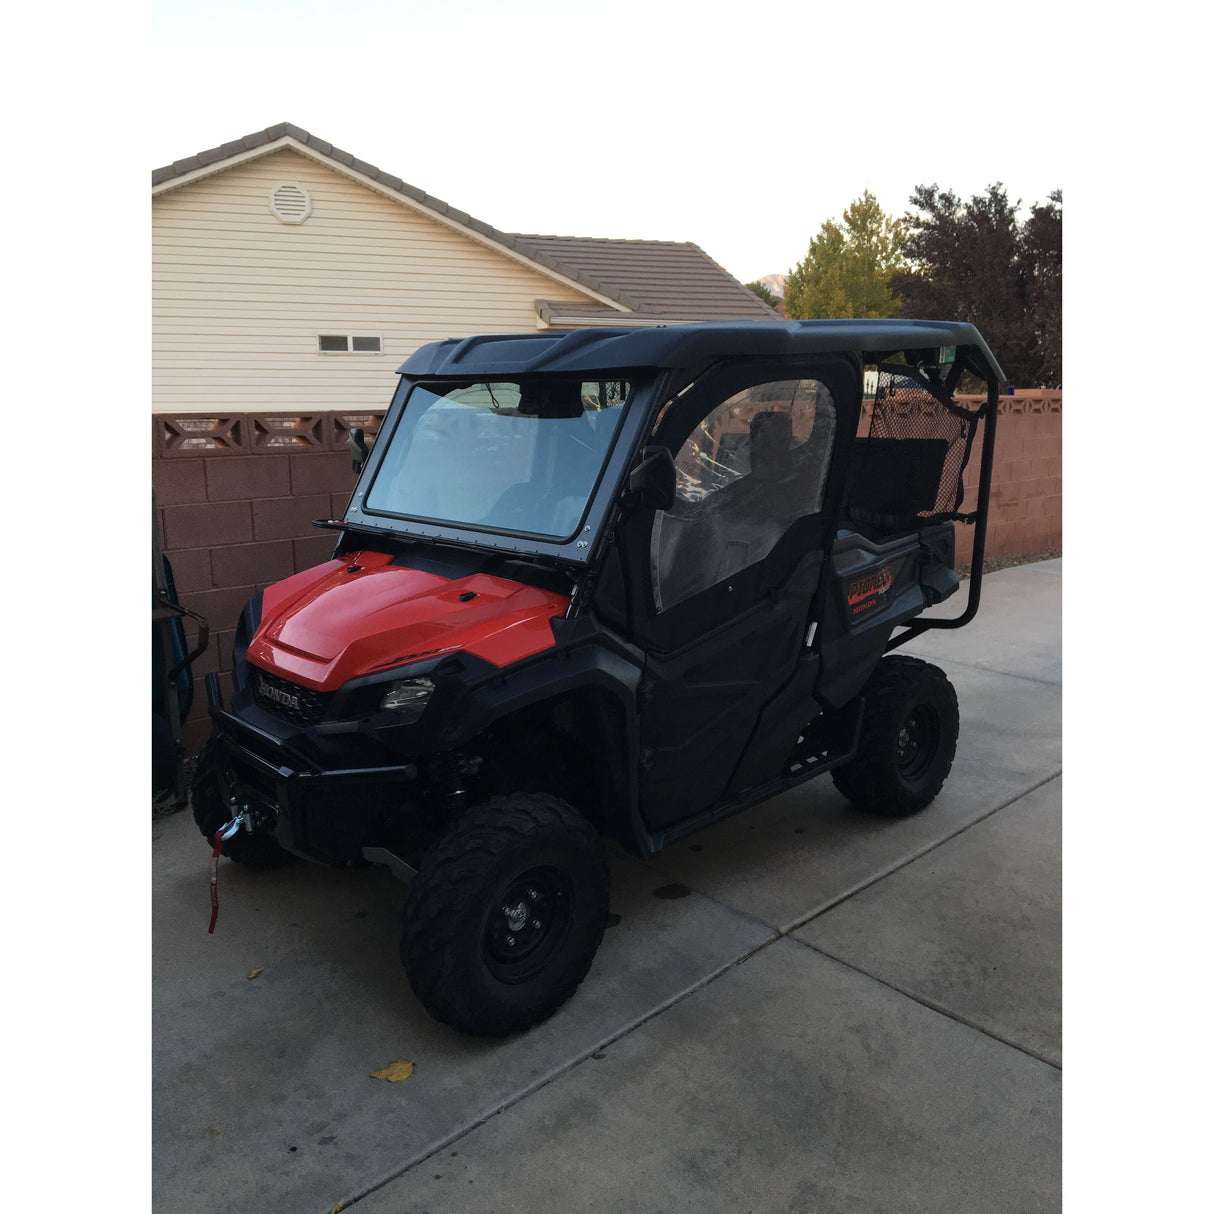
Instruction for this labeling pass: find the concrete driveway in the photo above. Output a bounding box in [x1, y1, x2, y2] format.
[153, 559, 1061, 1213]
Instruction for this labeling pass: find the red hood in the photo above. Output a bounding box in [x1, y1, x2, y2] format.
[246, 549, 570, 691]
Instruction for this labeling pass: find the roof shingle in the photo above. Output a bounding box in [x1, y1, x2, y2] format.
[512, 235, 776, 321]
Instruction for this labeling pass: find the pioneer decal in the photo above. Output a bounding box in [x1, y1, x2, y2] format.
[845, 563, 897, 621]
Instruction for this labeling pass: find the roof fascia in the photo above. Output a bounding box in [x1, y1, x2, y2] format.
[535, 301, 675, 329]
[151, 135, 299, 196]
[152, 135, 631, 315]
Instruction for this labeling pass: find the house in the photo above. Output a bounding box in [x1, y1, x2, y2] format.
[152, 122, 777, 414]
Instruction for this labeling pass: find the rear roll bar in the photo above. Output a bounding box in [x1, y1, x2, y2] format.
[885, 376, 1001, 651]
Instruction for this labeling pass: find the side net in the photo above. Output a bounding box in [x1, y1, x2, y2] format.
[848, 365, 985, 531]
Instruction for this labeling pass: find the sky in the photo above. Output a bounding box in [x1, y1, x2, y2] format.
[148, 0, 1067, 286]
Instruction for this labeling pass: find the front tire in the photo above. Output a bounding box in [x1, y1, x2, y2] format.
[190, 737, 293, 868]
[400, 793, 610, 1037]
[831, 655, 959, 817]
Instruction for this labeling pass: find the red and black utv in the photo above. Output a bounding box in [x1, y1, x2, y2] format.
[192, 319, 1004, 1036]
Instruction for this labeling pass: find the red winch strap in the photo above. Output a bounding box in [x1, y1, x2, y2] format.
[208, 830, 225, 934]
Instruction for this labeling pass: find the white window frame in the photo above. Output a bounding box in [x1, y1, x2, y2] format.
[317, 334, 383, 355]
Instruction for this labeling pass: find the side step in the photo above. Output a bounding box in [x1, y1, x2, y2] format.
[649, 700, 865, 851]
[782, 698, 864, 781]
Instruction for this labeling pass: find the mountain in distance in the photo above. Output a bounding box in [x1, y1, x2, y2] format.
[756, 273, 786, 303]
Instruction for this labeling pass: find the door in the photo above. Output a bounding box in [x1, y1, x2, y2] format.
[628, 358, 859, 828]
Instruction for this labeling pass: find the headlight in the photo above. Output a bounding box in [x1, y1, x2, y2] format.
[380, 677, 434, 721]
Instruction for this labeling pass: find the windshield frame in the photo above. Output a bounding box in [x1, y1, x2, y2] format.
[343, 371, 662, 566]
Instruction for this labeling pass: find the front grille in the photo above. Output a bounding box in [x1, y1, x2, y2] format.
[251, 668, 333, 727]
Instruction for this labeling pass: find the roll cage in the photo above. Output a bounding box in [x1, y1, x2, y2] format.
[337, 319, 1004, 636]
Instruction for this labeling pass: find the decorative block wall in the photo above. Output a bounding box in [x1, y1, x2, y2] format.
[153, 411, 384, 756]
[153, 392, 1060, 758]
[951, 390, 1062, 567]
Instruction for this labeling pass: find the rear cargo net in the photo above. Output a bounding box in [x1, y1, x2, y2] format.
[847, 364, 984, 534]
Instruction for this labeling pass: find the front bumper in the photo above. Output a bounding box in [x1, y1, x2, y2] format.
[206, 676, 420, 864]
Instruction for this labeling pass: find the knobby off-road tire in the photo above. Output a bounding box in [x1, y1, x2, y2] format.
[831, 655, 959, 817]
[190, 737, 294, 868]
[400, 793, 610, 1038]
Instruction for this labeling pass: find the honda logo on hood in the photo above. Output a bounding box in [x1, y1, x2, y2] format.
[256, 674, 300, 711]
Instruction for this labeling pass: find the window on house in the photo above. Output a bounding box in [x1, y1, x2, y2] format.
[318, 334, 382, 353]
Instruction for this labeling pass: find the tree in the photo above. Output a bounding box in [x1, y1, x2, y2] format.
[745, 280, 778, 309]
[890, 184, 1062, 387]
[784, 192, 906, 320]
[1022, 191, 1062, 387]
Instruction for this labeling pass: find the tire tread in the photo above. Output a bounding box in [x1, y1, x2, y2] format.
[831, 655, 959, 816]
[400, 793, 608, 1037]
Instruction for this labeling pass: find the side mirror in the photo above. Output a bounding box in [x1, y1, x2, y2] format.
[628, 446, 676, 512]
[350, 427, 370, 473]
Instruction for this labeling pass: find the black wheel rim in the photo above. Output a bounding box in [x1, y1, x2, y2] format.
[483, 866, 573, 984]
[896, 704, 940, 782]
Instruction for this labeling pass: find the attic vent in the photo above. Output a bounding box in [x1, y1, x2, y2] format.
[269, 181, 312, 224]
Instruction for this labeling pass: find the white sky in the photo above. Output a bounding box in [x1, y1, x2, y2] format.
[148, 0, 1066, 285]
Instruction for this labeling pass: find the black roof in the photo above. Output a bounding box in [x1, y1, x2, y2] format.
[398, 320, 1005, 384]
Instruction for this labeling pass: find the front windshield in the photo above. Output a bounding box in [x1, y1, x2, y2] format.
[365, 379, 630, 539]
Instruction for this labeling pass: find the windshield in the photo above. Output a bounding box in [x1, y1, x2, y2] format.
[364, 379, 630, 539]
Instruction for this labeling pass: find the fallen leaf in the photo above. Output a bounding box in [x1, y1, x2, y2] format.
[247, 968, 264, 980]
[329, 1204, 345, 1214]
[369, 1059, 414, 1082]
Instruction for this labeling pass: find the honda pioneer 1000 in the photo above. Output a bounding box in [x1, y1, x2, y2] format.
[193, 319, 1004, 1037]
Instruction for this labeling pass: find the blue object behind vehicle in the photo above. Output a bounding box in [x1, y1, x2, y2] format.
[153, 553, 194, 721]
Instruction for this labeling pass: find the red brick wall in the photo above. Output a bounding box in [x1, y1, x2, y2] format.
[153, 411, 383, 755]
[154, 393, 1060, 757]
[951, 390, 1062, 567]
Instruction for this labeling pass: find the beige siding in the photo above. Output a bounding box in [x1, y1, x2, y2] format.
[153, 149, 596, 412]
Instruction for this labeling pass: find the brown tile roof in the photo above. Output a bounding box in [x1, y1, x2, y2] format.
[152, 123, 778, 323]
[513, 235, 778, 321]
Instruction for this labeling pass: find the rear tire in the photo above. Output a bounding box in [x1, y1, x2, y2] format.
[190, 738, 293, 868]
[831, 655, 959, 817]
[400, 793, 609, 1037]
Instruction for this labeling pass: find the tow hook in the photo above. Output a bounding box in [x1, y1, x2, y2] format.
[215, 811, 248, 843]
[208, 802, 251, 934]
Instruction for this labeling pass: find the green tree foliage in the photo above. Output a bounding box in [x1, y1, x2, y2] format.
[784, 192, 906, 320]
[890, 184, 1062, 387]
[745, 280, 778, 309]
[1022, 191, 1062, 387]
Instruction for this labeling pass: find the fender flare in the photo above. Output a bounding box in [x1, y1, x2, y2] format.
[447, 639, 651, 856]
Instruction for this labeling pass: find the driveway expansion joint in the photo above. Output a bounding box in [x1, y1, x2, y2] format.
[788, 936, 1062, 1070]
[328, 772, 1063, 1210]
[330, 931, 782, 1211]
[782, 769, 1062, 936]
